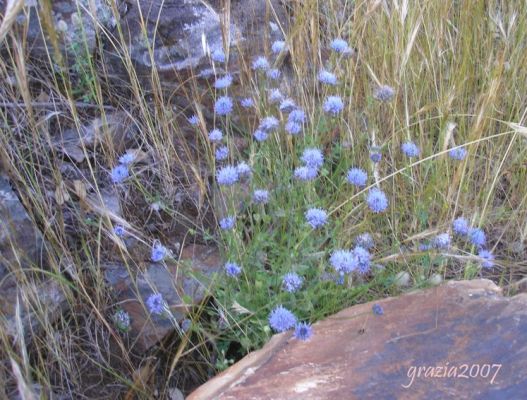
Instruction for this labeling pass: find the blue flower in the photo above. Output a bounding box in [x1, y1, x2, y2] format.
[323, 96, 344, 115]
[354, 246, 371, 274]
[305, 207, 328, 229]
[318, 69, 338, 85]
[110, 165, 129, 183]
[301, 148, 324, 169]
[214, 74, 233, 89]
[151, 242, 168, 262]
[252, 56, 270, 71]
[215, 146, 229, 161]
[367, 188, 389, 213]
[266, 68, 281, 80]
[449, 147, 467, 160]
[432, 233, 451, 249]
[225, 262, 242, 277]
[268, 305, 297, 332]
[271, 40, 286, 53]
[285, 121, 302, 135]
[355, 233, 374, 249]
[259, 116, 280, 132]
[268, 89, 283, 103]
[113, 225, 126, 237]
[214, 96, 233, 115]
[453, 217, 469, 236]
[146, 293, 166, 315]
[372, 304, 384, 316]
[288, 109, 306, 124]
[401, 141, 420, 158]
[478, 249, 495, 268]
[330, 38, 349, 53]
[294, 166, 318, 181]
[469, 228, 486, 247]
[373, 85, 395, 102]
[113, 309, 131, 331]
[211, 49, 225, 63]
[219, 216, 235, 230]
[240, 97, 254, 108]
[329, 249, 357, 275]
[294, 322, 313, 341]
[279, 98, 296, 112]
[119, 152, 136, 165]
[347, 167, 368, 187]
[253, 129, 268, 142]
[208, 128, 223, 142]
[188, 115, 200, 126]
[236, 162, 252, 178]
[282, 272, 303, 293]
[370, 151, 382, 163]
[217, 165, 239, 186]
[253, 189, 270, 204]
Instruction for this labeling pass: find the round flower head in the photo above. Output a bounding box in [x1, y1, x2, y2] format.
[253, 129, 268, 142]
[110, 164, 129, 184]
[449, 147, 467, 161]
[266, 68, 281, 80]
[119, 152, 136, 165]
[146, 293, 165, 315]
[285, 121, 302, 135]
[453, 217, 469, 236]
[215, 146, 229, 161]
[372, 304, 384, 316]
[347, 168, 368, 187]
[401, 141, 420, 158]
[318, 69, 338, 85]
[330, 38, 349, 53]
[305, 207, 328, 229]
[469, 228, 486, 248]
[271, 40, 286, 53]
[432, 233, 451, 249]
[370, 151, 382, 163]
[151, 242, 168, 262]
[224, 262, 242, 277]
[294, 322, 313, 341]
[294, 166, 318, 181]
[367, 188, 389, 213]
[211, 48, 225, 63]
[113, 309, 131, 332]
[288, 109, 306, 124]
[323, 96, 344, 115]
[259, 116, 280, 132]
[353, 246, 371, 274]
[355, 233, 374, 250]
[282, 272, 303, 293]
[268, 305, 297, 332]
[240, 97, 254, 108]
[208, 128, 223, 142]
[188, 115, 200, 126]
[279, 98, 296, 112]
[216, 165, 239, 186]
[373, 85, 395, 102]
[330, 249, 357, 275]
[214, 74, 233, 89]
[236, 162, 252, 178]
[478, 249, 495, 269]
[113, 225, 126, 237]
[214, 96, 233, 116]
[419, 243, 432, 251]
[268, 88, 283, 103]
[301, 148, 324, 169]
[252, 56, 270, 71]
[219, 216, 235, 230]
[253, 189, 270, 204]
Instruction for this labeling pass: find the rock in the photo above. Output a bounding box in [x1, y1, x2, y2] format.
[105, 244, 222, 351]
[394, 270, 411, 287]
[188, 279, 527, 399]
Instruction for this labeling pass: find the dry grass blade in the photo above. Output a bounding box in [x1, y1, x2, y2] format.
[0, 0, 25, 45]
[10, 359, 37, 400]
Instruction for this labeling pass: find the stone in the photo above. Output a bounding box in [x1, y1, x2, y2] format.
[104, 243, 222, 351]
[188, 279, 527, 399]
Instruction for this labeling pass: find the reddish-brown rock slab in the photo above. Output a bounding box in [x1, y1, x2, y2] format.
[105, 244, 221, 351]
[188, 279, 527, 400]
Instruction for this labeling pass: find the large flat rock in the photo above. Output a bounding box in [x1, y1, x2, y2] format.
[188, 279, 527, 399]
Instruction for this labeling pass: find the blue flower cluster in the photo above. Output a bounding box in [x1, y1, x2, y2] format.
[451, 217, 494, 268]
